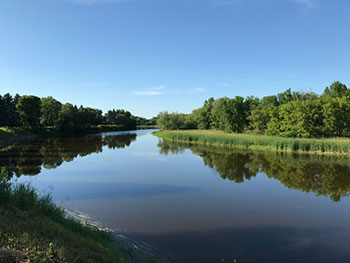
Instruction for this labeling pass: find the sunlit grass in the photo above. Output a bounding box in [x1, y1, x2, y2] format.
[155, 130, 350, 155]
[0, 127, 36, 140]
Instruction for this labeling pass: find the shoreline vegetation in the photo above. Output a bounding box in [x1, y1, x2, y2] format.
[0, 92, 157, 143]
[0, 125, 157, 144]
[0, 169, 123, 263]
[156, 81, 350, 141]
[0, 168, 163, 263]
[155, 130, 350, 156]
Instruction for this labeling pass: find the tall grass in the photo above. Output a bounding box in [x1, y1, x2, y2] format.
[0, 167, 122, 263]
[155, 130, 350, 155]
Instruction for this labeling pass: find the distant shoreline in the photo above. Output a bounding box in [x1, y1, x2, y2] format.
[0, 125, 157, 146]
[155, 130, 350, 156]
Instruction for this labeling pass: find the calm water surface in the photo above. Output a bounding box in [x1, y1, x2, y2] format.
[1, 130, 350, 262]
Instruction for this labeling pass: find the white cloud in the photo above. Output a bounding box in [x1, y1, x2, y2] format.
[132, 85, 166, 96]
[222, 82, 235, 87]
[186, 87, 206, 93]
[132, 85, 206, 96]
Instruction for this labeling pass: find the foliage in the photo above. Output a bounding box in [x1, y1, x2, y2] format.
[16, 96, 42, 129]
[323, 81, 349, 97]
[40, 96, 62, 127]
[158, 81, 350, 139]
[0, 93, 20, 127]
[157, 111, 197, 130]
[1, 92, 154, 138]
[105, 109, 137, 130]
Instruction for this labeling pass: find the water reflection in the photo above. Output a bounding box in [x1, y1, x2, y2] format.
[157, 140, 350, 202]
[0, 134, 136, 177]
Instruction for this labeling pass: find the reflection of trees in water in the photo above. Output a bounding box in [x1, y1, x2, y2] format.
[0, 134, 136, 177]
[158, 139, 350, 202]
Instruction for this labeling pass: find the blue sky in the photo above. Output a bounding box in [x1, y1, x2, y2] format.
[1, 0, 349, 118]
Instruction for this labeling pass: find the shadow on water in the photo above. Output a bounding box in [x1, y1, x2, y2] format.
[0, 133, 136, 177]
[135, 224, 350, 263]
[157, 139, 350, 202]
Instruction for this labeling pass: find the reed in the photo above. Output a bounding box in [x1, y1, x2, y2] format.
[155, 130, 350, 155]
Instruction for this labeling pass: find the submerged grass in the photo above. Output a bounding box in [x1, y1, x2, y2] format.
[155, 130, 350, 155]
[0, 168, 123, 263]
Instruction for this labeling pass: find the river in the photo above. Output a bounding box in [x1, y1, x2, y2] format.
[1, 129, 350, 262]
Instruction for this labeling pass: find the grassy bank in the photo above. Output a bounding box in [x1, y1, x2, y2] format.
[0, 124, 146, 142]
[0, 168, 123, 263]
[155, 130, 350, 155]
[0, 127, 37, 140]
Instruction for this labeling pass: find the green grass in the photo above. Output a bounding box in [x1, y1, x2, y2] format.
[155, 130, 350, 155]
[0, 127, 36, 140]
[0, 168, 123, 263]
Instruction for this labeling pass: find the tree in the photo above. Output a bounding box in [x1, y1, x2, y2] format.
[40, 96, 62, 127]
[193, 97, 214, 130]
[267, 99, 324, 138]
[0, 93, 20, 127]
[58, 103, 79, 131]
[323, 81, 348, 98]
[78, 106, 103, 127]
[104, 109, 136, 129]
[322, 96, 350, 136]
[277, 88, 293, 104]
[210, 96, 247, 133]
[16, 95, 41, 128]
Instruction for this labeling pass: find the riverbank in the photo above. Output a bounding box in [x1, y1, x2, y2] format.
[0, 168, 125, 263]
[0, 125, 157, 145]
[155, 130, 350, 155]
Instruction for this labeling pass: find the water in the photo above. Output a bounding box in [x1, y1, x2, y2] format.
[1, 129, 350, 262]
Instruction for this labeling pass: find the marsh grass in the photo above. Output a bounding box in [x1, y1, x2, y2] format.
[155, 130, 350, 155]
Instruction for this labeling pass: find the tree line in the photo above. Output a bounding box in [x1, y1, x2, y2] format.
[157, 81, 350, 138]
[0, 93, 155, 134]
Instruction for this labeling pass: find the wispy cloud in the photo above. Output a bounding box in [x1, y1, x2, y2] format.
[186, 87, 206, 93]
[132, 85, 206, 96]
[134, 152, 166, 162]
[293, 0, 314, 8]
[132, 85, 166, 96]
[222, 82, 235, 88]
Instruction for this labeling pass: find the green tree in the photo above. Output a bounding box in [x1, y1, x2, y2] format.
[323, 81, 348, 98]
[193, 97, 214, 129]
[58, 103, 79, 131]
[322, 96, 350, 136]
[0, 93, 20, 127]
[156, 111, 194, 130]
[78, 106, 103, 127]
[210, 96, 247, 133]
[16, 95, 41, 128]
[40, 96, 62, 127]
[268, 99, 324, 138]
